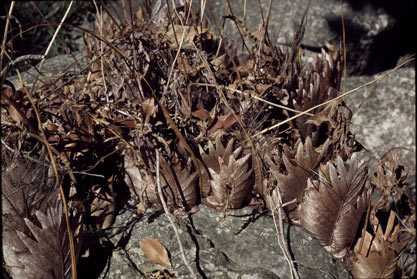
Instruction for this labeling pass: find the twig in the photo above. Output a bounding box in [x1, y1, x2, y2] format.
[155, 150, 197, 279]
[268, 194, 300, 279]
[0, 1, 14, 77]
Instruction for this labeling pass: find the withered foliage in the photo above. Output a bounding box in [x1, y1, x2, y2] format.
[298, 155, 370, 258]
[2, 155, 83, 279]
[1, 1, 415, 278]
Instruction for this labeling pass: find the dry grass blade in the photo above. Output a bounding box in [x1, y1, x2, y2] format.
[268, 193, 300, 279]
[155, 149, 197, 279]
[16, 68, 78, 279]
[0, 1, 15, 76]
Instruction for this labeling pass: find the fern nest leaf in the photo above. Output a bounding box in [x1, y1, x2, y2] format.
[299, 155, 369, 258]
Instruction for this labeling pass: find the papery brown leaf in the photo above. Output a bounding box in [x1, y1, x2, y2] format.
[89, 179, 116, 230]
[124, 154, 158, 213]
[266, 137, 329, 222]
[351, 211, 410, 279]
[198, 136, 235, 198]
[124, 153, 198, 213]
[298, 154, 369, 258]
[204, 141, 254, 211]
[8, 104, 24, 123]
[2, 156, 83, 279]
[192, 108, 212, 122]
[140, 238, 172, 268]
[142, 98, 157, 123]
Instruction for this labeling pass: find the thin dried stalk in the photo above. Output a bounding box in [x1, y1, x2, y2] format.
[156, 150, 197, 279]
[268, 193, 300, 279]
[16, 68, 77, 279]
[195, 83, 314, 116]
[37, 1, 74, 71]
[0, 1, 14, 75]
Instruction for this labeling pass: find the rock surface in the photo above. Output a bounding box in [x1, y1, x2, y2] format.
[208, 0, 415, 75]
[86, 205, 351, 279]
[345, 67, 416, 189]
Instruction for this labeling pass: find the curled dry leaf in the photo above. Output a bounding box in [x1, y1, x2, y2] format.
[266, 136, 329, 223]
[124, 153, 198, 213]
[204, 140, 254, 211]
[89, 177, 116, 230]
[351, 210, 411, 279]
[298, 154, 369, 258]
[370, 151, 409, 213]
[140, 238, 172, 268]
[3, 197, 83, 279]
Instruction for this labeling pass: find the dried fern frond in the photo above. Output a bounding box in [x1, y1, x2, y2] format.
[124, 153, 198, 214]
[198, 135, 235, 197]
[298, 154, 370, 258]
[2, 155, 83, 279]
[3, 199, 83, 279]
[266, 136, 330, 223]
[202, 137, 254, 211]
[351, 210, 411, 279]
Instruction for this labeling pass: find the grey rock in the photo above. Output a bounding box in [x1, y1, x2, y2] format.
[208, 0, 412, 75]
[345, 67, 416, 189]
[7, 51, 88, 86]
[95, 205, 351, 279]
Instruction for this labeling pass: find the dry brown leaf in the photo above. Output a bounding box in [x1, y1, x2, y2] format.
[351, 211, 411, 279]
[89, 179, 116, 230]
[124, 153, 198, 213]
[140, 238, 172, 268]
[266, 136, 330, 222]
[205, 144, 254, 211]
[298, 154, 370, 258]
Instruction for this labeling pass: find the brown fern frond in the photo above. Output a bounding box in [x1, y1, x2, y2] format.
[298, 154, 370, 258]
[3, 197, 83, 279]
[204, 142, 254, 211]
[351, 210, 411, 279]
[266, 136, 330, 223]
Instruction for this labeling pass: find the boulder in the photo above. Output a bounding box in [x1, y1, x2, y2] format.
[345, 66, 416, 189]
[88, 205, 351, 279]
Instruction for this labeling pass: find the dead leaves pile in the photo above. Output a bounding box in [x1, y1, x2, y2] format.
[1, 1, 414, 278]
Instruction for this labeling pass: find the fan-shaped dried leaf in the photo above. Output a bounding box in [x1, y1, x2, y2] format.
[351, 211, 410, 279]
[298, 154, 369, 258]
[124, 154, 198, 213]
[140, 238, 172, 268]
[198, 136, 235, 197]
[266, 137, 329, 222]
[205, 145, 254, 211]
[3, 198, 83, 279]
